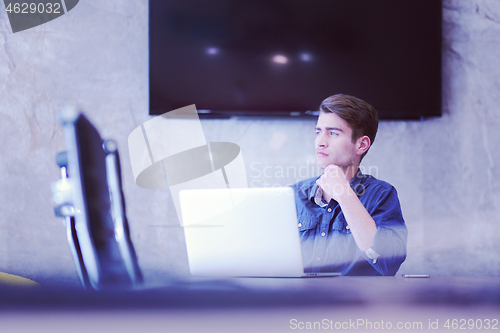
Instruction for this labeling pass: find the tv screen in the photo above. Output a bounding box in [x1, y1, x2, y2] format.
[150, 0, 442, 119]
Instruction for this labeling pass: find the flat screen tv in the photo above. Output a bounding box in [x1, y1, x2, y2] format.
[150, 0, 442, 119]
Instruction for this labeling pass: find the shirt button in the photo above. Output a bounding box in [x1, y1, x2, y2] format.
[327, 208, 332, 213]
[346, 225, 350, 230]
[321, 232, 326, 237]
[316, 257, 321, 262]
[298, 223, 302, 227]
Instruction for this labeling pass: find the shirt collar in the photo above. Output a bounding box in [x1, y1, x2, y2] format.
[308, 168, 366, 206]
[350, 168, 366, 196]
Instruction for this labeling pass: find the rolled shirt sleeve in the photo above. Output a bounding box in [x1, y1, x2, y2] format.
[359, 186, 407, 275]
[292, 170, 408, 276]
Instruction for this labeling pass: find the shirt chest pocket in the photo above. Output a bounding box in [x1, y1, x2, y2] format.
[297, 215, 319, 233]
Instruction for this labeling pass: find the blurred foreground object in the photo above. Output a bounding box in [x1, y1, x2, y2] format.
[52, 107, 143, 290]
[0, 272, 39, 287]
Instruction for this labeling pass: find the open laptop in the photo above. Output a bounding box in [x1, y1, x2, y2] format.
[179, 187, 340, 278]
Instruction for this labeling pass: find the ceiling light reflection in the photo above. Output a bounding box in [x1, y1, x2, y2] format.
[272, 55, 288, 64]
[206, 47, 219, 55]
[300, 53, 312, 62]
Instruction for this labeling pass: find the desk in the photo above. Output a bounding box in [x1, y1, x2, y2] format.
[1, 276, 499, 332]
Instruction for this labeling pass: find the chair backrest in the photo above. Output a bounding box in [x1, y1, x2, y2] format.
[54, 108, 142, 290]
[55, 151, 92, 289]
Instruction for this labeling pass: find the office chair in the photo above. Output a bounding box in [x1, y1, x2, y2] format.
[52, 108, 143, 290]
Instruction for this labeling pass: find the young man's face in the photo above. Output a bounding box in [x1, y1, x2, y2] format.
[315, 112, 360, 170]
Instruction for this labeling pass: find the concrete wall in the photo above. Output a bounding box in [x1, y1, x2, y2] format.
[0, 0, 499, 287]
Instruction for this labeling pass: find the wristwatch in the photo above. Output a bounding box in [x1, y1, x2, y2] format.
[365, 247, 380, 264]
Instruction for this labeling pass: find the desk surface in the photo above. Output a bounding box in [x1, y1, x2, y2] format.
[1, 276, 499, 332]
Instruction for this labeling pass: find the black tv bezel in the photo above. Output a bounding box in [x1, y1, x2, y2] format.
[149, 0, 443, 120]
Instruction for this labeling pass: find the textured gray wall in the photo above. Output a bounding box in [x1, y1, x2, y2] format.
[0, 0, 499, 287]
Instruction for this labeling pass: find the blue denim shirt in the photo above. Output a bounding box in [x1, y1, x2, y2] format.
[290, 170, 407, 276]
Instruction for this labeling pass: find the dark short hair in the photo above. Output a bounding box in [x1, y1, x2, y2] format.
[319, 94, 379, 159]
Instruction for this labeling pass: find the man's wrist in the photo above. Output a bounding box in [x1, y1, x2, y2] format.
[335, 185, 356, 205]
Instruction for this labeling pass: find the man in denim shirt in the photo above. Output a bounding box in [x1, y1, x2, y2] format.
[291, 94, 407, 276]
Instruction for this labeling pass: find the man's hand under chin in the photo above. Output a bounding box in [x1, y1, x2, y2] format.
[316, 164, 377, 252]
[316, 164, 355, 203]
